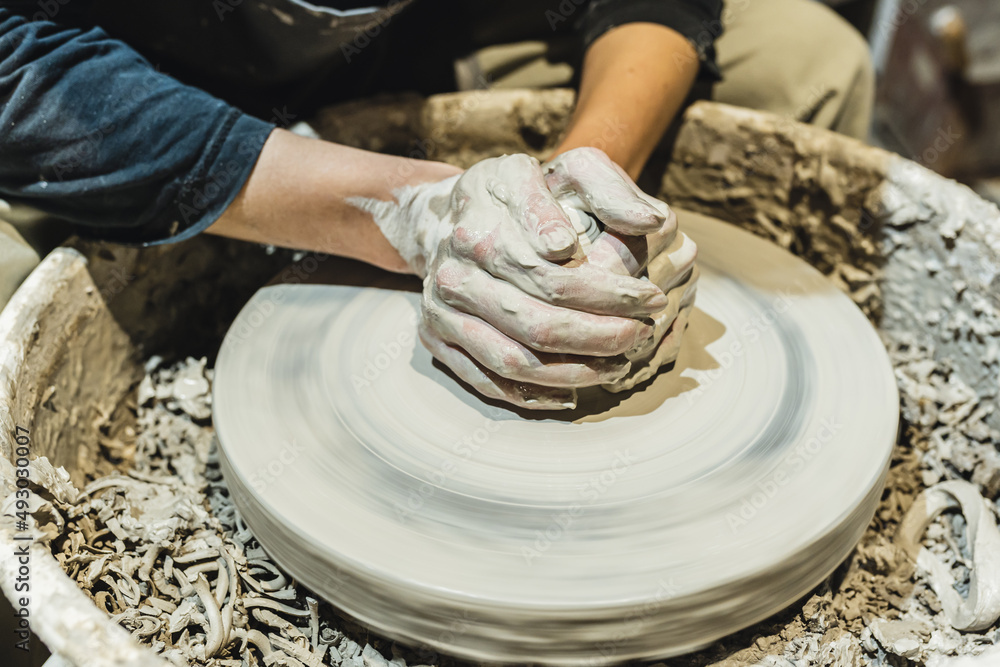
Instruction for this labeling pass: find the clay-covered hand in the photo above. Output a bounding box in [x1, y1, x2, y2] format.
[543, 148, 699, 393]
[350, 152, 670, 409]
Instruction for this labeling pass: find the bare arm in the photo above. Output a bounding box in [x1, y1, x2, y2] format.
[211, 21, 700, 268]
[209, 129, 678, 409]
[207, 128, 463, 274]
[551, 22, 700, 179]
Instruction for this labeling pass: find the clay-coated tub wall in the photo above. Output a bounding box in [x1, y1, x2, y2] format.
[1, 96, 998, 666]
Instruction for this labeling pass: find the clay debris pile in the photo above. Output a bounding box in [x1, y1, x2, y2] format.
[21, 358, 425, 667]
[17, 344, 1000, 666]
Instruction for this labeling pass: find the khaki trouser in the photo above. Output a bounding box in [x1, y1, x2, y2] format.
[710, 0, 873, 140]
[0, 218, 41, 311]
[461, 0, 874, 141]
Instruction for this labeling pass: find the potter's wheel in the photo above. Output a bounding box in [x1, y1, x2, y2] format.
[213, 210, 898, 665]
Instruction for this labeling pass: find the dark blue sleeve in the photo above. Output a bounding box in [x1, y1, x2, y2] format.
[0, 9, 275, 245]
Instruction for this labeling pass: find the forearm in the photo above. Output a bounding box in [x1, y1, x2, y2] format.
[207, 129, 463, 274]
[552, 22, 699, 179]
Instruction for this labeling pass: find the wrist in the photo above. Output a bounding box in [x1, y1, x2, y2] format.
[349, 173, 461, 279]
[345, 157, 463, 275]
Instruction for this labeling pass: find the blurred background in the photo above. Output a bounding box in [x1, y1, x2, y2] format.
[835, 0, 1000, 201]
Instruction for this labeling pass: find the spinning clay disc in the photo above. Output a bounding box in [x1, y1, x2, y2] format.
[213, 210, 898, 665]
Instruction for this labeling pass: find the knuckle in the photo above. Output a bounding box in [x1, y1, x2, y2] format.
[506, 153, 539, 171]
[498, 348, 527, 376]
[447, 228, 474, 258]
[533, 268, 569, 303]
[524, 190, 556, 217]
[525, 323, 552, 350]
[433, 259, 464, 294]
[541, 281, 567, 304]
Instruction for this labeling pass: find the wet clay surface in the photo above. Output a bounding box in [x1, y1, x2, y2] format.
[207, 211, 896, 663]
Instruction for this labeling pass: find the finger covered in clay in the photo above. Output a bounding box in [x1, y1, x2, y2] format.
[483, 250, 670, 317]
[451, 153, 580, 260]
[544, 147, 671, 236]
[432, 258, 656, 356]
[440, 194, 670, 318]
[603, 289, 698, 393]
[421, 296, 632, 388]
[624, 265, 699, 362]
[419, 324, 578, 410]
[647, 231, 698, 292]
[548, 201, 699, 392]
[580, 221, 682, 279]
[558, 200, 689, 293]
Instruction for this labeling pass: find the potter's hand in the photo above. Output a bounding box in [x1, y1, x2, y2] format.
[351, 152, 669, 409]
[601, 233, 699, 393]
[543, 148, 699, 392]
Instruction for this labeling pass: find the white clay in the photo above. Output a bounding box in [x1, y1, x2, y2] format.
[349, 149, 686, 409]
[212, 209, 898, 665]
